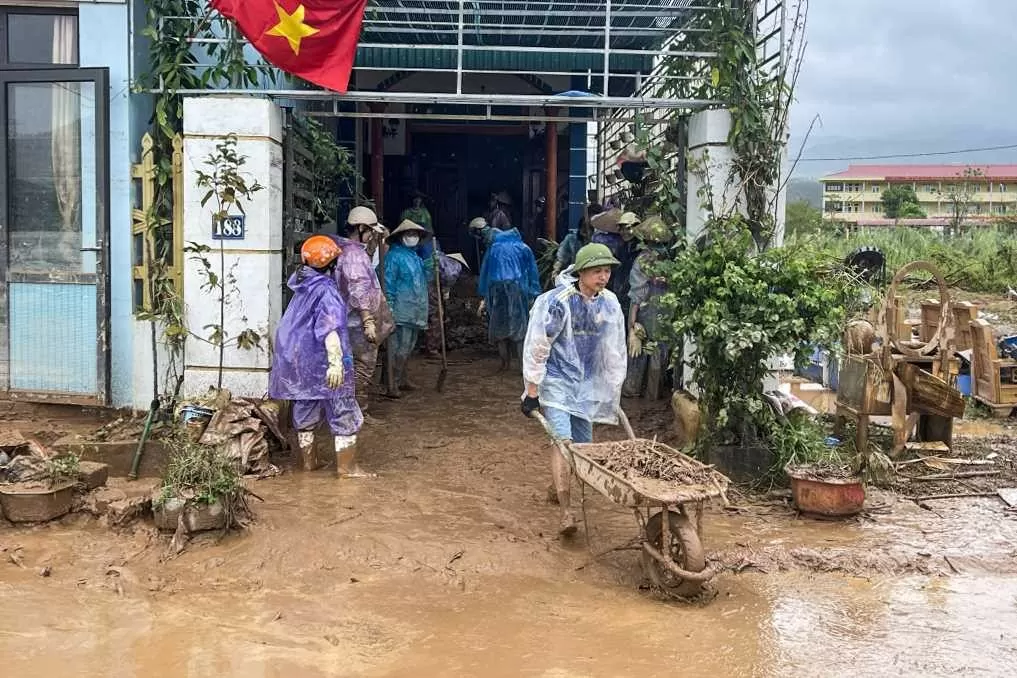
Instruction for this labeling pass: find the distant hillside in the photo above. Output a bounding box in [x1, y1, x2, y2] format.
[787, 178, 822, 208]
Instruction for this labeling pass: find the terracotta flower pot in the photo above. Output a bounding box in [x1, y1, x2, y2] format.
[788, 470, 865, 517]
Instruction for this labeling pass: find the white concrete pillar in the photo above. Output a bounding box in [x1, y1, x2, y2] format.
[685, 108, 742, 243]
[681, 109, 789, 394]
[181, 96, 283, 398]
[682, 109, 739, 394]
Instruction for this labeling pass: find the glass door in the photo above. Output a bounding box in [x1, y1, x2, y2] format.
[0, 68, 108, 404]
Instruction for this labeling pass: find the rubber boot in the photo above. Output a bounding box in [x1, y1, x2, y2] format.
[398, 357, 420, 391]
[297, 431, 320, 471]
[335, 435, 375, 478]
[551, 447, 577, 536]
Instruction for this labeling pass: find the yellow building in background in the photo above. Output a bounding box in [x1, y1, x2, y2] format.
[819, 164, 1017, 225]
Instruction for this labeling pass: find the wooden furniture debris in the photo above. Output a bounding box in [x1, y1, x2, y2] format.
[969, 318, 1017, 418]
[921, 299, 978, 351]
[836, 261, 966, 457]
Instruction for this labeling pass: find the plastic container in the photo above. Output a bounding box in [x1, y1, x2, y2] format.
[956, 374, 972, 396]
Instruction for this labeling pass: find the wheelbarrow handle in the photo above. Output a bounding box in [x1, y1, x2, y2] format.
[616, 407, 636, 441]
[528, 410, 560, 441]
[531, 408, 636, 441]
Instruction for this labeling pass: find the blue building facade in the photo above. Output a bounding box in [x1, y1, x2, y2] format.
[0, 2, 136, 407]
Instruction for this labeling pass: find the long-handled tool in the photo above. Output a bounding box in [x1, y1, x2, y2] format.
[435, 258, 449, 392]
[129, 398, 159, 480]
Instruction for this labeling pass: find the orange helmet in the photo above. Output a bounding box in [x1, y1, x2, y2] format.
[300, 235, 342, 268]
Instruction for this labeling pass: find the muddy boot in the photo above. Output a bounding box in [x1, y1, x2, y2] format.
[559, 510, 578, 536]
[335, 435, 376, 479]
[390, 356, 410, 395]
[399, 366, 421, 392]
[297, 431, 320, 471]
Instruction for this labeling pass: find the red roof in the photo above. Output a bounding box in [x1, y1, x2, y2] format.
[824, 164, 1017, 181]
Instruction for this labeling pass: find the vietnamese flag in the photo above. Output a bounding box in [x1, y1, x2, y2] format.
[211, 0, 368, 93]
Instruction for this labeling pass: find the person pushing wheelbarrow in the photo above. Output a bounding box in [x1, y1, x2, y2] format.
[521, 243, 628, 535]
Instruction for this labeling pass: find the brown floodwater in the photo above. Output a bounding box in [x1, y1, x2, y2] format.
[3, 355, 1016, 676]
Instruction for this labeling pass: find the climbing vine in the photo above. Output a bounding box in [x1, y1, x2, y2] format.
[289, 115, 360, 224]
[638, 1, 855, 453]
[135, 3, 357, 398]
[135, 1, 272, 397]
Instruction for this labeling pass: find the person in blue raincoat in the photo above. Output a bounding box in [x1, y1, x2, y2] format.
[384, 220, 430, 391]
[269, 235, 365, 477]
[477, 211, 541, 371]
[521, 243, 627, 534]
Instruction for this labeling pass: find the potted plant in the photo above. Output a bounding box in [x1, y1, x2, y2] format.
[153, 432, 251, 533]
[771, 411, 866, 517]
[0, 452, 80, 523]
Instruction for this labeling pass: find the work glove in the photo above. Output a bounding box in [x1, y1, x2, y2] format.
[521, 395, 541, 418]
[362, 315, 377, 344]
[627, 323, 646, 358]
[551, 262, 562, 279]
[325, 332, 345, 389]
[326, 360, 344, 390]
[477, 298, 487, 319]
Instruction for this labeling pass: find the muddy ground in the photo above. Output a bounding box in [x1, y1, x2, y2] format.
[3, 350, 1017, 677]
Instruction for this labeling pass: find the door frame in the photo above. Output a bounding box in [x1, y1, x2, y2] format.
[0, 67, 110, 406]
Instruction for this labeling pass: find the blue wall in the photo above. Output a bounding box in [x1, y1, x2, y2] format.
[80, 4, 132, 407]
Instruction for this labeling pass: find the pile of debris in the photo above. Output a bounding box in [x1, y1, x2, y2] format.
[584, 439, 723, 487]
[176, 389, 288, 479]
[0, 431, 110, 524]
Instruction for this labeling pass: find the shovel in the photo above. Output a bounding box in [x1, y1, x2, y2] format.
[435, 260, 449, 392]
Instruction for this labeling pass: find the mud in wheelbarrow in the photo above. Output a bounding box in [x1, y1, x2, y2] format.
[532, 409, 731, 598]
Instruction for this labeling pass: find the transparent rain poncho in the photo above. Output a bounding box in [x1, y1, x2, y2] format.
[384, 242, 429, 329]
[269, 268, 356, 401]
[523, 279, 627, 424]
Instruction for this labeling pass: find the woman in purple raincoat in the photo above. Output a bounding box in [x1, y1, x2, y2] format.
[269, 235, 367, 478]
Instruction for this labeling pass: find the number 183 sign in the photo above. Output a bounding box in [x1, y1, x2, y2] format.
[213, 215, 246, 240]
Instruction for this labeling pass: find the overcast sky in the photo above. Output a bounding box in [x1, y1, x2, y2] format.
[788, 0, 1017, 179]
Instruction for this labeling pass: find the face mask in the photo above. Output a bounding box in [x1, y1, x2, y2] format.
[402, 234, 420, 248]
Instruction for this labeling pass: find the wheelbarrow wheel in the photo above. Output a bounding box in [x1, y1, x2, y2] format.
[641, 509, 706, 597]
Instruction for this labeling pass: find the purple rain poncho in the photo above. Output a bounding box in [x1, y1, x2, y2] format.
[269, 267, 357, 402]
[437, 251, 466, 288]
[329, 235, 395, 353]
[477, 228, 540, 343]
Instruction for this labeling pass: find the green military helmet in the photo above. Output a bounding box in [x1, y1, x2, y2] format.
[574, 243, 621, 272]
[634, 214, 672, 244]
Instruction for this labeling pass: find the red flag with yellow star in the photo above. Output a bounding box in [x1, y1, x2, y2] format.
[211, 0, 368, 93]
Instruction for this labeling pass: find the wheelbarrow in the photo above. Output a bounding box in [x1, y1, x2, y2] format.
[532, 408, 730, 597]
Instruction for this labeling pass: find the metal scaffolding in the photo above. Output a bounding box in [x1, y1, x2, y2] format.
[152, 0, 793, 119]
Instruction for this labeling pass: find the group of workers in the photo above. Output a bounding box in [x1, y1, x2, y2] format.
[269, 197, 468, 478]
[268, 189, 672, 535]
